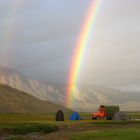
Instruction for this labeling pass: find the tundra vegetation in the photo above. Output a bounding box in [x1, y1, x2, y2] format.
[0, 112, 139, 140]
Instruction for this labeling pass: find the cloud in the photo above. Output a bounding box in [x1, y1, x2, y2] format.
[0, 0, 140, 86]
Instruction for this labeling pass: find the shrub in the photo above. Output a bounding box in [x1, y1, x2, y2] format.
[13, 123, 58, 134]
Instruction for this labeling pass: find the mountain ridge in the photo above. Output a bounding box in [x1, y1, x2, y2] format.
[0, 66, 140, 111]
[0, 83, 70, 113]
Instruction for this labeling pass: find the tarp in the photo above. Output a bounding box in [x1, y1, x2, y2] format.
[69, 112, 81, 120]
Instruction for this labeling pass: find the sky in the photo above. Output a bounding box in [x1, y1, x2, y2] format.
[0, 0, 140, 88]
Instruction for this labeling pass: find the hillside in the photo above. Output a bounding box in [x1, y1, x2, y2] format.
[0, 66, 140, 111]
[71, 85, 140, 111]
[0, 84, 70, 113]
[0, 66, 66, 104]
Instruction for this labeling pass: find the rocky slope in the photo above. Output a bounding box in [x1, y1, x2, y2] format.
[0, 66, 140, 111]
[70, 85, 140, 111]
[0, 84, 70, 113]
[0, 66, 66, 104]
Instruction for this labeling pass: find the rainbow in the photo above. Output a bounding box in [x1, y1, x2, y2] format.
[66, 0, 101, 108]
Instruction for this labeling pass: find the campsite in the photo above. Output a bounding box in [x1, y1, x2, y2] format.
[0, 0, 140, 139]
[0, 112, 140, 140]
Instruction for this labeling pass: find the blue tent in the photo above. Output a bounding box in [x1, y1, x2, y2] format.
[69, 112, 81, 120]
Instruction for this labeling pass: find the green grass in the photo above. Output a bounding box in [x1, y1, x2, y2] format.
[13, 123, 58, 134]
[0, 112, 139, 139]
[5, 136, 29, 140]
[0, 111, 139, 123]
[0, 113, 140, 129]
[127, 112, 140, 119]
[71, 128, 140, 140]
[0, 123, 58, 135]
[0, 113, 56, 123]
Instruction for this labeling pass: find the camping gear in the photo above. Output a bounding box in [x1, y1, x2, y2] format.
[113, 111, 130, 120]
[92, 105, 120, 120]
[56, 110, 64, 121]
[69, 112, 81, 120]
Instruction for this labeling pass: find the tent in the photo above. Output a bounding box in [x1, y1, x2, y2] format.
[113, 111, 130, 120]
[56, 110, 64, 121]
[69, 112, 81, 120]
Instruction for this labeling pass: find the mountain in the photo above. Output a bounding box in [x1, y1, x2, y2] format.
[0, 84, 70, 113]
[112, 85, 140, 92]
[70, 85, 140, 111]
[0, 66, 66, 104]
[0, 66, 140, 111]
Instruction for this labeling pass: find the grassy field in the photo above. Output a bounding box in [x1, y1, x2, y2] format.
[71, 128, 140, 140]
[127, 112, 140, 119]
[0, 112, 139, 140]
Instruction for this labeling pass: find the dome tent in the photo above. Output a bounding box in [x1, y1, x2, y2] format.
[69, 112, 81, 120]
